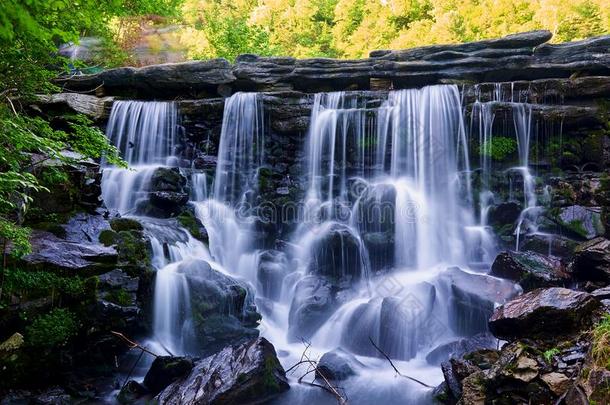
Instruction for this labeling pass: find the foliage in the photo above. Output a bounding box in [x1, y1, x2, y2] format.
[1, 268, 88, 304]
[177, 0, 609, 59]
[591, 314, 610, 370]
[479, 137, 518, 161]
[25, 308, 79, 349]
[543, 347, 560, 363]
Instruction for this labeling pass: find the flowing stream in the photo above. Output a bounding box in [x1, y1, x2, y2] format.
[101, 86, 537, 404]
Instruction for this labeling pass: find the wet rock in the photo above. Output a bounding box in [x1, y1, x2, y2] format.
[571, 237, 610, 283]
[256, 250, 287, 300]
[33, 387, 72, 404]
[439, 267, 518, 335]
[149, 191, 189, 213]
[308, 222, 365, 282]
[150, 167, 187, 193]
[591, 286, 610, 300]
[490, 250, 570, 291]
[179, 260, 260, 354]
[21, 230, 117, 275]
[117, 380, 149, 404]
[426, 332, 497, 365]
[489, 287, 600, 341]
[488, 202, 521, 226]
[109, 217, 144, 232]
[63, 212, 112, 244]
[316, 348, 361, 381]
[520, 234, 579, 260]
[144, 356, 194, 394]
[441, 357, 480, 399]
[557, 205, 605, 240]
[156, 338, 289, 404]
[288, 275, 334, 341]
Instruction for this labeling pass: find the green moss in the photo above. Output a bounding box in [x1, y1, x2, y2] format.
[105, 288, 132, 306]
[110, 218, 143, 232]
[177, 211, 204, 241]
[479, 137, 518, 161]
[26, 308, 78, 349]
[99, 229, 118, 246]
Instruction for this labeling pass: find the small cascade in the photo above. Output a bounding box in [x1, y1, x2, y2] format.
[213, 92, 265, 206]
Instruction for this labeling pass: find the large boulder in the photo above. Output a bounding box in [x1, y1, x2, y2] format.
[571, 237, 610, 283]
[316, 348, 361, 381]
[178, 260, 260, 354]
[144, 356, 194, 395]
[490, 250, 570, 291]
[156, 338, 289, 404]
[308, 222, 366, 282]
[288, 275, 335, 341]
[151, 167, 187, 193]
[426, 332, 498, 365]
[557, 205, 605, 240]
[438, 267, 518, 335]
[21, 230, 117, 275]
[489, 288, 600, 341]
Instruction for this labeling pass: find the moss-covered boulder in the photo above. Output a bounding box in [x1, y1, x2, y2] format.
[490, 250, 571, 291]
[144, 356, 194, 395]
[156, 338, 289, 404]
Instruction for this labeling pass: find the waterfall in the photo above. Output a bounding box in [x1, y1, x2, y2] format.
[101, 87, 524, 405]
[213, 92, 265, 206]
[101, 100, 219, 356]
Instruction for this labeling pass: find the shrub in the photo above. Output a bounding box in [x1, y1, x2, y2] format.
[26, 308, 78, 349]
[479, 137, 518, 161]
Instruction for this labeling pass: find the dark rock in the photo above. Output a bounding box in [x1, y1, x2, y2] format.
[150, 167, 187, 193]
[520, 234, 579, 260]
[21, 230, 117, 275]
[571, 237, 610, 283]
[426, 333, 497, 365]
[178, 260, 260, 353]
[117, 380, 149, 404]
[149, 191, 189, 214]
[488, 202, 522, 226]
[63, 212, 112, 244]
[490, 250, 570, 291]
[591, 286, 610, 300]
[441, 357, 480, 399]
[557, 205, 605, 240]
[144, 356, 194, 394]
[439, 267, 518, 335]
[56, 59, 236, 97]
[256, 250, 287, 300]
[32, 387, 72, 404]
[156, 338, 289, 404]
[489, 287, 600, 340]
[308, 222, 366, 282]
[288, 275, 334, 341]
[316, 348, 361, 381]
[110, 217, 144, 232]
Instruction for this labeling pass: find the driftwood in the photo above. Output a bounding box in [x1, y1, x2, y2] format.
[368, 336, 434, 388]
[111, 330, 161, 357]
[286, 340, 348, 405]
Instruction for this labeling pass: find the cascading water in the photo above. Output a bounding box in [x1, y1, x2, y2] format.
[101, 100, 220, 356]
[102, 87, 525, 404]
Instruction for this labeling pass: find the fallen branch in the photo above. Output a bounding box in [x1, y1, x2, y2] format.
[110, 331, 160, 357]
[368, 337, 434, 389]
[286, 339, 348, 405]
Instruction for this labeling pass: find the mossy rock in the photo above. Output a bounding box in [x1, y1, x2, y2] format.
[110, 218, 143, 232]
[99, 229, 118, 246]
[177, 210, 208, 243]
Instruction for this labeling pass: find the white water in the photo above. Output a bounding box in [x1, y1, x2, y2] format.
[100, 88, 528, 404]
